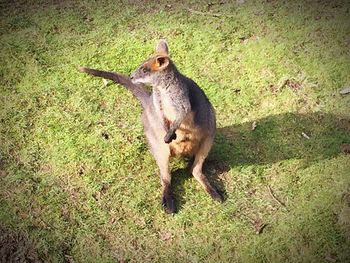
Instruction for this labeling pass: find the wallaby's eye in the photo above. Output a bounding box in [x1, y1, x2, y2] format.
[142, 68, 147, 73]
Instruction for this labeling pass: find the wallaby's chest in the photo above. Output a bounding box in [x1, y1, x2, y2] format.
[151, 87, 202, 157]
[153, 89, 177, 123]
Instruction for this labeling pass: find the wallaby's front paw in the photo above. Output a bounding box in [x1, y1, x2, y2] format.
[164, 130, 176, 144]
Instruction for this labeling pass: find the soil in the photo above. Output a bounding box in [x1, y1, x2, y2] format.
[0, 226, 42, 263]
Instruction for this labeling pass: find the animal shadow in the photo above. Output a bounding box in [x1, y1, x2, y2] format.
[171, 112, 350, 211]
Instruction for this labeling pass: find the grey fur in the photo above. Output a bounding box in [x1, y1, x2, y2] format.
[155, 39, 169, 54]
[79, 40, 223, 213]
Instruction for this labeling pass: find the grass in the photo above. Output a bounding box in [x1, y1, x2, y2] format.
[0, 0, 349, 262]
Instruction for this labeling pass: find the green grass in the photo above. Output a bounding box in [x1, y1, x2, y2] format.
[1, 0, 350, 262]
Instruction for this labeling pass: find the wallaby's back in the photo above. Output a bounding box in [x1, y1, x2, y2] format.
[186, 76, 216, 134]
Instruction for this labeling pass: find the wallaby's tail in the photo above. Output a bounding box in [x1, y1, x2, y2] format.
[79, 67, 150, 108]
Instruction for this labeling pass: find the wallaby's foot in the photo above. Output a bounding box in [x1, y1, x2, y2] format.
[208, 187, 224, 203]
[164, 130, 177, 144]
[162, 191, 176, 213]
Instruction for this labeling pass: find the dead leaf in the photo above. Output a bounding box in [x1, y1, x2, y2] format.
[159, 231, 172, 241]
[251, 121, 257, 131]
[101, 131, 109, 140]
[339, 87, 350, 95]
[83, 14, 93, 22]
[286, 79, 303, 90]
[92, 191, 101, 201]
[64, 254, 74, 263]
[102, 79, 109, 87]
[77, 165, 85, 176]
[340, 144, 350, 154]
[325, 254, 337, 262]
[253, 219, 267, 234]
[336, 118, 350, 132]
[231, 87, 241, 93]
[240, 35, 259, 44]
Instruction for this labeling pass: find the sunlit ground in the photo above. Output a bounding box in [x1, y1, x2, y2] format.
[0, 0, 349, 262]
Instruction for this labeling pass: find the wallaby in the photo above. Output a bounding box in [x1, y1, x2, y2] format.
[79, 40, 223, 213]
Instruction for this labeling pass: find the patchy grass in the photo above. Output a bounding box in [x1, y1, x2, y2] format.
[1, 0, 349, 262]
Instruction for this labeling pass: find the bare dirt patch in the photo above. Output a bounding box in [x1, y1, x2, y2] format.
[0, 226, 42, 263]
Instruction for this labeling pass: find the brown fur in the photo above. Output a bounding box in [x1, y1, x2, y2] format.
[169, 112, 202, 157]
[79, 40, 223, 214]
[148, 55, 169, 72]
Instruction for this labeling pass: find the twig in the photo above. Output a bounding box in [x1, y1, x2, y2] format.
[240, 213, 267, 234]
[301, 132, 310, 139]
[255, 222, 267, 234]
[266, 185, 287, 209]
[187, 8, 234, 18]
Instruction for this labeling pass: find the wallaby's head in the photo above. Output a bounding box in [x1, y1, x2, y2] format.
[130, 39, 174, 85]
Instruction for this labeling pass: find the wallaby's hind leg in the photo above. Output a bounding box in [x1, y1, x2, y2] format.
[158, 154, 176, 214]
[191, 138, 224, 202]
[148, 139, 176, 213]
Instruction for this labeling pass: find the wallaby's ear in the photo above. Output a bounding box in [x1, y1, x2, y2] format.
[151, 55, 170, 71]
[155, 39, 169, 55]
